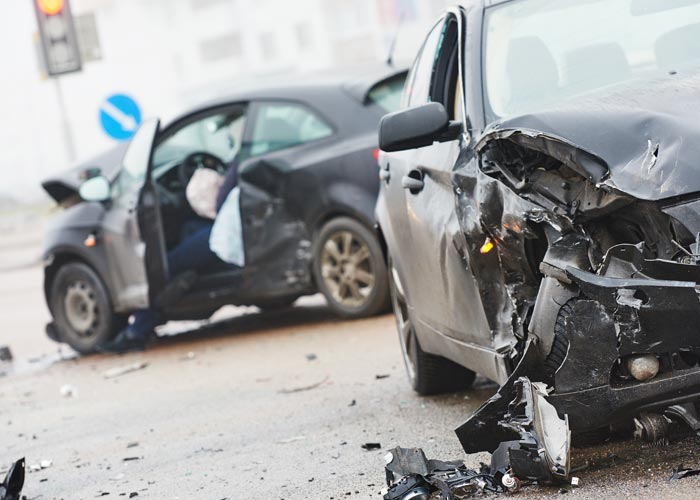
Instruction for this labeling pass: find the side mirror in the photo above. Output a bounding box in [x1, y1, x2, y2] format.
[379, 102, 462, 152]
[79, 176, 111, 202]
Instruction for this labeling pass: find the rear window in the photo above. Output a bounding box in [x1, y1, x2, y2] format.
[366, 73, 407, 113]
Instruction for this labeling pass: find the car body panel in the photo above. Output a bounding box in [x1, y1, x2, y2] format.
[42, 67, 406, 319]
[377, 0, 700, 452]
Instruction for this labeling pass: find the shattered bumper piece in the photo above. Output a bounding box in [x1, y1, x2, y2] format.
[453, 343, 571, 486]
[383, 448, 503, 499]
[0, 458, 25, 500]
[491, 378, 570, 484]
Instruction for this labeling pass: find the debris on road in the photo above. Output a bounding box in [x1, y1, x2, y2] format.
[127, 442, 139, 449]
[670, 466, 700, 481]
[349, 399, 357, 407]
[383, 447, 508, 499]
[384, 375, 572, 498]
[59, 384, 79, 398]
[179, 351, 196, 361]
[123, 456, 140, 462]
[0, 346, 12, 363]
[375, 374, 390, 380]
[0, 458, 24, 500]
[103, 362, 149, 379]
[277, 436, 306, 444]
[306, 353, 317, 361]
[28, 459, 52, 472]
[362, 443, 382, 451]
[278, 376, 329, 394]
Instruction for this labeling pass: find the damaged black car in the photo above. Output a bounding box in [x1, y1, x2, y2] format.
[376, 0, 700, 488]
[42, 67, 406, 353]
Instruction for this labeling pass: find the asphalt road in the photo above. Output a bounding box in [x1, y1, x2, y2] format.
[3, 232, 700, 499]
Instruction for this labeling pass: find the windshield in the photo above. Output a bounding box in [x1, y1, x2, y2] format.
[483, 0, 700, 120]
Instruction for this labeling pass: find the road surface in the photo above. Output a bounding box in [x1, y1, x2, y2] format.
[2, 225, 700, 499]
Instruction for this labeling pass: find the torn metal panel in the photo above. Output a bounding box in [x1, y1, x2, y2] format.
[483, 68, 700, 201]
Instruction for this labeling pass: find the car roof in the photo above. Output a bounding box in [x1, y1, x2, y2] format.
[166, 65, 408, 126]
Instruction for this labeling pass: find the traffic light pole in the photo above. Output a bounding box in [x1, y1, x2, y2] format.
[53, 77, 77, 163]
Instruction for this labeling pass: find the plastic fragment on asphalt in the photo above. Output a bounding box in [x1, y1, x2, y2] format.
[0, 458, 24, 500]
[0, 346, 12, 363]
[670, 465, 700, 481]
[59, 384, 78, 398]
[278, 376, 329, 394]
[103, 362, 149, 379]
[571, 477, 580, 486]
[361, 443, 382, 451]
[277, 436, 306, 444]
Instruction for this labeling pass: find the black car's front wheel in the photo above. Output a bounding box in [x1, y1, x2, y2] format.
[389, 259, 475, 395]
[49, 262, 125, 354]
[313, 217, 390, 318]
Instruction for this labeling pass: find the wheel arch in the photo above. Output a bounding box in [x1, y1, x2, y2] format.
[44, 249, 111, 311]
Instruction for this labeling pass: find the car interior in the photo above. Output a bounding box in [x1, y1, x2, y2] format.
[150, 105, 248, 257]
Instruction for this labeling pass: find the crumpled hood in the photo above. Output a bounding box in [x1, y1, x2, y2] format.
[41, 143, 128, 204]
[483, 68, 700, 202]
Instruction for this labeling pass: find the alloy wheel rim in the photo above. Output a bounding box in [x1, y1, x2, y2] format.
[320, 230, 375, 309]
[64, 280, 99, 337]
[390, 265, 416, 381]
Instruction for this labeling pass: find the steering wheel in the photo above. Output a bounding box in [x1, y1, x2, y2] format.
[178, 151, 227, 187]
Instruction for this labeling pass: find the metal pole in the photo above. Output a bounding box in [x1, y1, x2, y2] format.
[53, 77, 77, 163]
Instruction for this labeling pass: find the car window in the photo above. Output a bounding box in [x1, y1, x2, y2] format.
[404, 19, 447, 107]
[366, 73, 407, 113]
[483, 0, 700, 120]
[153, 105, 248, 169]
[429, 17, 461, 120]
[248, 102, 333, 157]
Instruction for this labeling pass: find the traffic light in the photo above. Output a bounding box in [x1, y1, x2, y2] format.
[33, 0, 82, 76]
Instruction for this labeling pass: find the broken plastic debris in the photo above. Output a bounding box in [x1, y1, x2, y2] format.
[670, 466, 700, 481]
[103, 362, 148, 379]
[383, 447, 504, 500]
[59, 384, 78, 398]
[180, 351, 196, 361]
[278, 376, 329, 394]
[0, 458, 24, 500]
[362, 443, 382, 451]
[0, 346, 12, 363]
[28, 459, 52, 472]
[277, 436, 306, 444]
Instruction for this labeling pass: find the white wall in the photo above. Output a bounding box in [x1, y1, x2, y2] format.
[0, 0, 450, 201]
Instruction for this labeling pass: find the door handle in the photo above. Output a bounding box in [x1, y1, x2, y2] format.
[402, 171, 424, 193]
[379, 169, 390, 183]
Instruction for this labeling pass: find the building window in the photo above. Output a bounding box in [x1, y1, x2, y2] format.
[74, 13, 102, 62]
[199, 33, 242, 63]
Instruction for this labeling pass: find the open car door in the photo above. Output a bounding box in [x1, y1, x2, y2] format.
[101, 119, 169, 311]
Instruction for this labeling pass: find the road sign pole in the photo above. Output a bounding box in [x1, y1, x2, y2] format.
[53, 77, 77, 163]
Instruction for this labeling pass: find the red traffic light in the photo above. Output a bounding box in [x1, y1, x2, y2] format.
[36, 0, 64, 15]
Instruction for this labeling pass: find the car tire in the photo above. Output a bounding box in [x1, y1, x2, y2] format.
[389, 258, 476, 395]
[49, 262, 126, 354]
[313, 217, 390, 318]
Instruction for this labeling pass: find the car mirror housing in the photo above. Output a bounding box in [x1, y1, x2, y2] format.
[379, 102, 462, 153]
[78, 176, 111, 202]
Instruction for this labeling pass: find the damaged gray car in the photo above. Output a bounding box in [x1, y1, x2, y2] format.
[376, 0, 700, 490]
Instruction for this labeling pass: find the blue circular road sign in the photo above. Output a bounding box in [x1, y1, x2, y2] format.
[99, 94, 142, 141]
